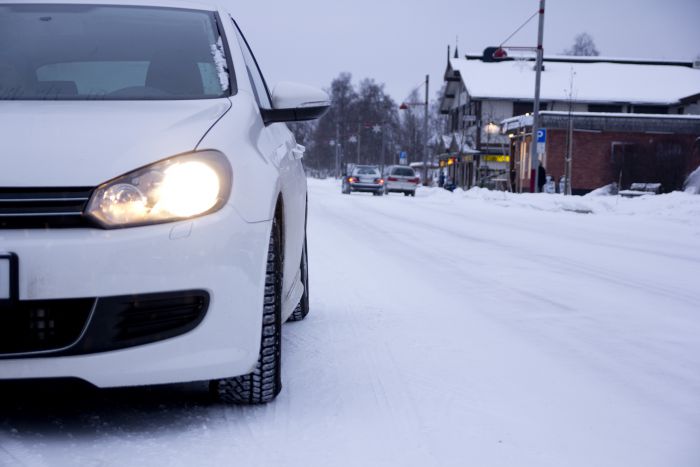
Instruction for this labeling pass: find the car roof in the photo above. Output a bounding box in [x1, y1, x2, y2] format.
[0, 0, 218, 11]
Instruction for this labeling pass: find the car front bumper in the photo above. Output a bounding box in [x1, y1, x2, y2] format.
[0, 206, 271, 388]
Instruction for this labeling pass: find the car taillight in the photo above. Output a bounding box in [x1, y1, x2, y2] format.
[375, 178, 384, 184]
[348, 177, 358, 183]
[409, 177, 419, 184]
[387, 177, 398, 182]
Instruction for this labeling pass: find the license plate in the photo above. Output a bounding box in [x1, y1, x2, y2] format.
[0, 253, 17, 302]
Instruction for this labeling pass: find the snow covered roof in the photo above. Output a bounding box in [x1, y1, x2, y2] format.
[433, 133, 479, 155]
[501, 111, 700, 134]
[449, 57, 700, 105]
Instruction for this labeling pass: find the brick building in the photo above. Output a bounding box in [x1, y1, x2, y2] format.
[502, 112, 700, 194]
[440, 48, 700, 191]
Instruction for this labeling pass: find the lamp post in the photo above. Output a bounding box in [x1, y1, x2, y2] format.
[400, 74, 430, 186]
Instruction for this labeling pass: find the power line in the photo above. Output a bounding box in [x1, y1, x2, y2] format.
[498, 10, 539, 48]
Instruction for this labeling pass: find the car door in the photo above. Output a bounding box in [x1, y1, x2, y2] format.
[231, 21, 306, 301]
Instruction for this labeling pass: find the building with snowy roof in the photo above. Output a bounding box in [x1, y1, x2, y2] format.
[439, 48, 700, 192]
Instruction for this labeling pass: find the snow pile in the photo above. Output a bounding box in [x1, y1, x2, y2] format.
[413, 185, 700, 227]
[585, 183, 618, 196]
[684, 166, 700, 194]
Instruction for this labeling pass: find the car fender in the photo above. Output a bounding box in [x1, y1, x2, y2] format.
[197, 92, 282, 223]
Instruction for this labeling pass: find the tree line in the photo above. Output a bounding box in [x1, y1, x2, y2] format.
[290, 73, 445, 177]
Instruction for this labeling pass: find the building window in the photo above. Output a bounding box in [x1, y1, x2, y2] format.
[512, 101, 547, 116]
[588, 104, 622, 113]
[633, 105, 668, 114]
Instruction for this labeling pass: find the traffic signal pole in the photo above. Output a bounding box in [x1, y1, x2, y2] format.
[529, 0, 545, 192]
[423, 74, 430, 185]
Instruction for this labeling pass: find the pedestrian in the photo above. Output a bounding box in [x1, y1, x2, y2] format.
[537, 163, 546, 193]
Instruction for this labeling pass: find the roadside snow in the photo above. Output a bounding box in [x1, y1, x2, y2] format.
[421, 184, 700, 225]
[1, 179, 698, 467]
[685, 166, 700, 194]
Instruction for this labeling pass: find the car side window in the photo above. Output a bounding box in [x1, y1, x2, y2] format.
[231, 19, 272, 109]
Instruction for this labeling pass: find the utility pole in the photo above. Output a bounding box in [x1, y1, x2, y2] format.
[529, 0, 545, 192]
[564, 69, 574, 195]
[565, 113, 574, 195]
[357, 121, 362, 165]
[381, 124, 386, 172]
[335, 122, 341, 178]
[423, 74, 430, 186]
[400, 75, 430, 183]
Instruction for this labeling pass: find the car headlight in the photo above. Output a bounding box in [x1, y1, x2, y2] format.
[86, 151, 232, 228]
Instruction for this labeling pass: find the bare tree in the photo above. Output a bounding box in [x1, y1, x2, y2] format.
[563, 33, 600, 56]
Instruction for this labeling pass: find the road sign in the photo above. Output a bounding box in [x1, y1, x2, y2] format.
[399, 151, 408, 165]
[536, 129, 546, 155]
[536, 129, 546, 143]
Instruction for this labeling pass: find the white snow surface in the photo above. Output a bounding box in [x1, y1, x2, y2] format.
[210, 37, 229, 92]
[450, 57, 700, 103]
[685, 165, 700, 194]
[1, 179, 700, 467]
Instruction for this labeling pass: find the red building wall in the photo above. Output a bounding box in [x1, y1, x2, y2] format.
[544, 129, 700, 193]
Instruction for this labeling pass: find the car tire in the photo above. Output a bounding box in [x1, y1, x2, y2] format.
[403, 192, 409, 196]
[210, 218, 283, 405]
[410, 191, 416, 197]
[287, 236, 309, 322]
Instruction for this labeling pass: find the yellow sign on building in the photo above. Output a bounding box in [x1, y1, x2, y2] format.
[482, 155, 511, 163]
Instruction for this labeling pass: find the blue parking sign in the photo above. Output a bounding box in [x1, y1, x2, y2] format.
[537, 129, 546, 143]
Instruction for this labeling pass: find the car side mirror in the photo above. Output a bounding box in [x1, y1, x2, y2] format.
[262, 82, 330, 125]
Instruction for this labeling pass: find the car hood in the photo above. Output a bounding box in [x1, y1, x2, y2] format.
[0, 99, 231, 187]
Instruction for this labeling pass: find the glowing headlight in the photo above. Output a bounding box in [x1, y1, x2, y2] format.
[86, 151, 232, 228]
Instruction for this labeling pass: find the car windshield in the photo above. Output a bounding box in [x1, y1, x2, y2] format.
[0, 4, 230, 100]
[392, 167, 415, 176]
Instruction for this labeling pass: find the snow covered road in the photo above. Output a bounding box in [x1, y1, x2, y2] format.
[2, 178, 699, 467]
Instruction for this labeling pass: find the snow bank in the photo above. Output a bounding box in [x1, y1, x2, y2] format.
[684, 166, 700, 194]
[412, 184, 700, 226]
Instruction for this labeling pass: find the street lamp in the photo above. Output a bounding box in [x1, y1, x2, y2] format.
[329, 139, 341, 179]
[399, 74, 430, 186]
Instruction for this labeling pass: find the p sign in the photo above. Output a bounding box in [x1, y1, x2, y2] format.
[536, 129, 546, 155]
[536, 129, 546, 143]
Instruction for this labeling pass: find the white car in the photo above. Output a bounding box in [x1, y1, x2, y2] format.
[384, 166, 419, 196]
[0, 0, 329, 404]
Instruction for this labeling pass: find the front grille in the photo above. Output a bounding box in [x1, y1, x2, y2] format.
[68, 291, 209, 354]
[0, 299, 95, 355]
[0, 291, 209, 358]
[113, 293, 209, 342]
[0, 187, 94, 229]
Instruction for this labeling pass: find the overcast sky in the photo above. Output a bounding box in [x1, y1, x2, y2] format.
[223, 0, 700, 103]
